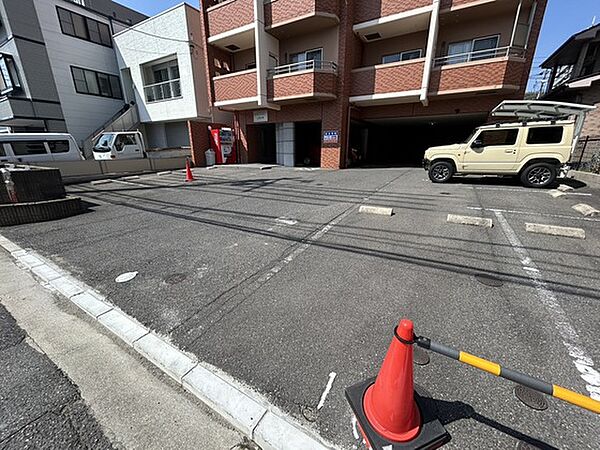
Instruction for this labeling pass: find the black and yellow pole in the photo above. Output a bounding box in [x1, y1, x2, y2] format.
[411, 334, 600, 414]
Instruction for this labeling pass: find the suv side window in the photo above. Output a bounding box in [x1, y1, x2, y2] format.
[526, 126, 564, 145]
[476, 129, 519, 147]
[10, 141, 48, 156]
[48, 140, 70, 153]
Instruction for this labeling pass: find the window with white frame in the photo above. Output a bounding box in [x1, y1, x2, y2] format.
[382, 49, 423, 64]
[0, 55, 21, 95]
[142, 58, 181, 103]
[447, 35, 500, 65]
[289, 48, 323, 71]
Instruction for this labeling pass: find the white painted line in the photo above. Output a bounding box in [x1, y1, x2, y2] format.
[182, 365, 267, 436]
[557, 184, 574, 192]
[156, 171, 172, 176]
[115, 271, 138, 283]
[71, 291, 113, 319]
[359, 205, 393, 216]
[447, 214, 493, 228]
[276, 217, 298, 226]
[317, 372, 337, 410]
[548, 189, 566, 198]
[253, 410, 330, 450]
[90, 179, 112, 185]
[495, 212, 600, 400]
[525, 223, 585, 239]
[122, 175, 140, 180]
[98, 309, 148, 345]
[133, 333, 197, 383]
[466, 206, 600, 223]
[572, 203, 599, 217]
[49, 276, 84, 299]
[31, 264, 63, 282]
[351, 416, 360, 440]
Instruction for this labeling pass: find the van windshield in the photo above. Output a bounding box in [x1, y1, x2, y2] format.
[94, 134, 115, 152]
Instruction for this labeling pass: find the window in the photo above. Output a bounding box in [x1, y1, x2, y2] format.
[382, 49, 422, 64]
[143, 60, 181, 103]
[57, 7, 112, 47]
[48, 141, 70, 154]
[10, 141, 48, 156]
[0, 55, 21, 95]
[70, 67, 123, 99]
[447, 35, 500, 64]
[476, 129, 519, 147]
[527, 127, 564, 145]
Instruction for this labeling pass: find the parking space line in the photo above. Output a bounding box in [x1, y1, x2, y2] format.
[494, 211, 600, 400]
[467, 206, 600, 223]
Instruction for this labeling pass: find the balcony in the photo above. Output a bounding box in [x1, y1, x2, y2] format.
[264, 0, 340, 39]
[206, 0, 255, 51]
[350, 59, 425, 106]
[213, 69, 259, 109]
[353, 1, 433, 44]
[144, 79, 182, 103]
[429, 47, 526, 96]
[267, 60, 337, 103]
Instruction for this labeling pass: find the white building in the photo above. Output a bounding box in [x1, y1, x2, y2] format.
[0, 0, 145, 148]
[113, 3, 231, 152]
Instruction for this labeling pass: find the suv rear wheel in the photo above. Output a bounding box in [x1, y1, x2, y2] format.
[520, 162, 557, 188]
[429, 161, 454, 183]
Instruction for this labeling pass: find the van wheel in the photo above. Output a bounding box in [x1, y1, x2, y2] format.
[520, 163, 556, 188]
[429, 161, 454, 183]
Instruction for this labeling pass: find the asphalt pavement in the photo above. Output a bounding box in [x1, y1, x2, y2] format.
[2, 166, 599, 449]
[0, 303, 114, 449]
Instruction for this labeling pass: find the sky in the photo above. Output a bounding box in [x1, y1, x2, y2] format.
[117, 0, 600, 93]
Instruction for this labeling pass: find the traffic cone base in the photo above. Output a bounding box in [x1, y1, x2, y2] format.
[364, 384, 421, 442]
[185, 159, 195, 182]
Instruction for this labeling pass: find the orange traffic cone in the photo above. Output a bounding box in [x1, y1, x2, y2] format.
[345, 318, 450, 449]
[185, 158, 195, 182]
[363, 319, 421, 442]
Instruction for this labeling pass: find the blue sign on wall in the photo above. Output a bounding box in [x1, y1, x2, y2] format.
[323, 130, 339, 144]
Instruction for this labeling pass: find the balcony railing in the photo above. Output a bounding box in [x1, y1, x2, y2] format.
[144, 79, 182, 103]
[268, 60, 338, 77]
[434, 46, 525, 67]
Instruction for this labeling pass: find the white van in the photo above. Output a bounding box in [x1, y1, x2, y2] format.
[93, 131, 146, 160]
[0, 133, 83, 164]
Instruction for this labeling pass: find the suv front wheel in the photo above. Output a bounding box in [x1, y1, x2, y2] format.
[428, 161, 454, 183]
[520, 162, 557, 188]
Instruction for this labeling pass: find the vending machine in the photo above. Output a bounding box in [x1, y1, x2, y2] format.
[209, 126, 236, 164]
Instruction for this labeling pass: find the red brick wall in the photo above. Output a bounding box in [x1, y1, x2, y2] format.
[354, 0, 431, 23]
[206, 0, 254, 36]
[429, 59, 525, 93]
[268, 72, 337, 99]
[188, 120, 211, 166]
[351, 61, 424, 96]
[213, 70, 257, 102]
[265, 0, 339, 27]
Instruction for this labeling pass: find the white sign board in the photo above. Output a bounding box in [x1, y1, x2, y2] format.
[253, 110, 268, 123]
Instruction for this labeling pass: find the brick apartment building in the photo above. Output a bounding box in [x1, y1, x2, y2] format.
[195, 0, 546, 169]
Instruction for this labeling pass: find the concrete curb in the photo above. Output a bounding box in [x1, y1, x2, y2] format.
[447, 214, 493, 228]
[525, 223, 586, 239]
[568, 170, 600, 188]
[0, 234, 335, 450]
[359, 205, 394, 216]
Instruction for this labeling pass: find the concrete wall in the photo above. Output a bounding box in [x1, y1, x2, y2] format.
[362, 31, 428, 66]
[233, 49, 257, 71]
[114, 4, 209, 124]
[34, 0, 127, 146]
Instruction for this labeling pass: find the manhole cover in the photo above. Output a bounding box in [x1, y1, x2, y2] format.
[516, 440, 543, 450]
[164, 273, 187, 285]
[514, 385, 548, 411]
[300, 405, 318, 422]
[413, 347, 430, 366]
[474, 274, 504, 287]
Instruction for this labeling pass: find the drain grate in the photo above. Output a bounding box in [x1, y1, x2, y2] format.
[300, 405, 318, 422]
[164, 273, 187, 285]
[413, 347, 430, 366]
[474, 274, 504, 287]
[514, 385, 548, 411]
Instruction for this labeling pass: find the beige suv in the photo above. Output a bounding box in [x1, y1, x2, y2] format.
[423, 101, 595, 188]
